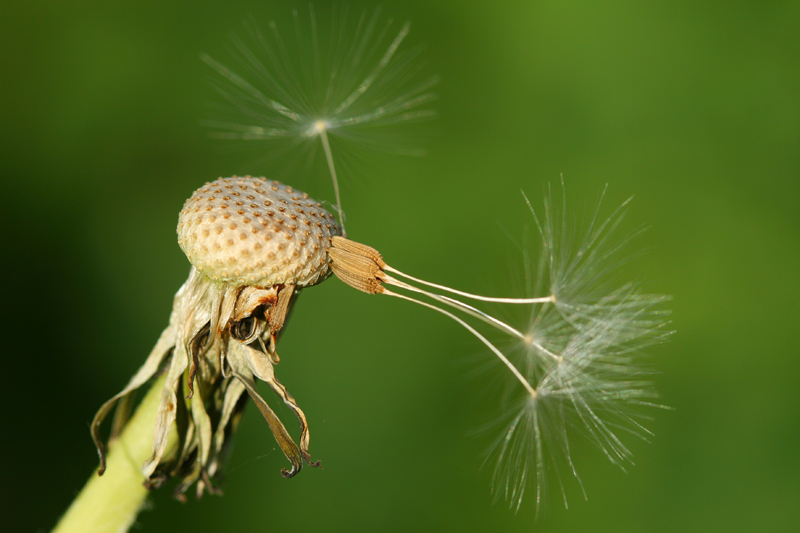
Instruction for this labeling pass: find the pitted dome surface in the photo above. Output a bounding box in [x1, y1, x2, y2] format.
[178, 176, 342, 288]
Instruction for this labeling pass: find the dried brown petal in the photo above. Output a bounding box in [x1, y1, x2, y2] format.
[267, 283, 295, 333]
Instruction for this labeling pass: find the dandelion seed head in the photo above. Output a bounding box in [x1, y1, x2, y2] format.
[178, 176, 341, 288]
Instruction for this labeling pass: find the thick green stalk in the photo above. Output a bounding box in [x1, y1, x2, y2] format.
[54, 374, 176, 533]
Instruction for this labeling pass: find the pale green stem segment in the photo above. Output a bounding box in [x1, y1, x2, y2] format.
[54, 373, 177, 533]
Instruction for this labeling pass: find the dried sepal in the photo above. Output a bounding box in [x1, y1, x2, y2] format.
[224, 334, 309, 477]
[91, 293, 181, 475]
[210, 378, 248, 470]
[232, 286, 278, 322]
[267, 283, 294, 333]
[142, 334, 190, 479]
[242, 340, 313, 462]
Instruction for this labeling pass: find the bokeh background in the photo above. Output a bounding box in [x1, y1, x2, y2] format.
[3, 1, 798, 532]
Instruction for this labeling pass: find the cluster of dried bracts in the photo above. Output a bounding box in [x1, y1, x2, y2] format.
[92, 177, 344, 497]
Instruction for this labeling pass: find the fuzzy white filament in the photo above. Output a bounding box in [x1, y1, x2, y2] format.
[201, 7, 437, 235]
[383, 289, 538, 399]
[328, 182, 671, 515]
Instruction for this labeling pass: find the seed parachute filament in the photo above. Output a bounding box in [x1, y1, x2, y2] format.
[327, 184, 672, 514]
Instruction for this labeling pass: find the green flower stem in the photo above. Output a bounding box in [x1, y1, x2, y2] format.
[54, 373, 176, 533]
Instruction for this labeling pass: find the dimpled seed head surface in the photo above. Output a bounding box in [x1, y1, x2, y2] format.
[178, 176, 342, 288]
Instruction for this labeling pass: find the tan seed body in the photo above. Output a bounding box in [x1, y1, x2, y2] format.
[178, 176, 341, 288]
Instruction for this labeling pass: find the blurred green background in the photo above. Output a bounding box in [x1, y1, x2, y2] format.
[2, 1, 798, 531]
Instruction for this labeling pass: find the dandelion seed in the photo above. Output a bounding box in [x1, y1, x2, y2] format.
[326, 181, 671, 515]
[201, 6, 438, 234]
